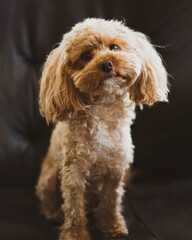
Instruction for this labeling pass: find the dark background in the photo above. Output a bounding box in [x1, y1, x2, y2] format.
[0, 0, 192, 240]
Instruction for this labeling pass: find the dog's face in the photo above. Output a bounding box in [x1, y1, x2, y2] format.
[40, 18, 168, 122]
[65, 20, 142, 104]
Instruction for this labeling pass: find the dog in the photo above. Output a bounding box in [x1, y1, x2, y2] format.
[36, 18, 168, 240]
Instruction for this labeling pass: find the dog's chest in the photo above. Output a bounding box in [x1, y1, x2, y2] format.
[84, 117, 131, 176]
[92, 119, 121, 149]
[57, 103, 135, 177]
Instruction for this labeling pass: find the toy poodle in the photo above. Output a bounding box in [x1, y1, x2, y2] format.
[36, 18, 168, 240]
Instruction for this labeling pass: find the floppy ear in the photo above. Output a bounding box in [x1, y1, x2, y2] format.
[129, 32, 169, 105]
[39, 45, 87, 123]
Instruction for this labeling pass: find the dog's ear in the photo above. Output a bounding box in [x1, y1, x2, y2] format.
[129, 32, 169, 105]
[39, 45, 87, 123]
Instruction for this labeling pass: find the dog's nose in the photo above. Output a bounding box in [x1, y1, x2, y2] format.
[100, 60, 113, 73]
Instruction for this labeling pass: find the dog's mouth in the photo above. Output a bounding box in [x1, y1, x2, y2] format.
[90, 73, 129, 98]
[73, 66, 132, 99]
[101, 71, 130, 88]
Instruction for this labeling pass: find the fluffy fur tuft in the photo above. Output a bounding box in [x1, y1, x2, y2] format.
[36, 18, 168, 240]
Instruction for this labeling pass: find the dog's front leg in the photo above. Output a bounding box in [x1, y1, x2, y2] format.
[97, 173, 128, 238]
[59, 163, 90, 240]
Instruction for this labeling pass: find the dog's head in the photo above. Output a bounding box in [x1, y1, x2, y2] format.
[40, 18, 168, 122]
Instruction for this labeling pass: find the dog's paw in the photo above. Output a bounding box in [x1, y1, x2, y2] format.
[103, 225, 128, 238]
[99, 214, 128, 238]
[40, 204, 63, 222]
[59, 228, 91, 240]
[44, 209, 63, 222]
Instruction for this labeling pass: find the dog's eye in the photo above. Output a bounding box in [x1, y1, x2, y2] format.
[109, 44, 119, 51]
[80, 51, 92, 61]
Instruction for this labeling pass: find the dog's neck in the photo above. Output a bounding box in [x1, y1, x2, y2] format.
[69, 92, 135, 126]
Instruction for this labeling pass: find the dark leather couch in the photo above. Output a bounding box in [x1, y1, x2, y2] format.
[0, 0, 192, 239]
